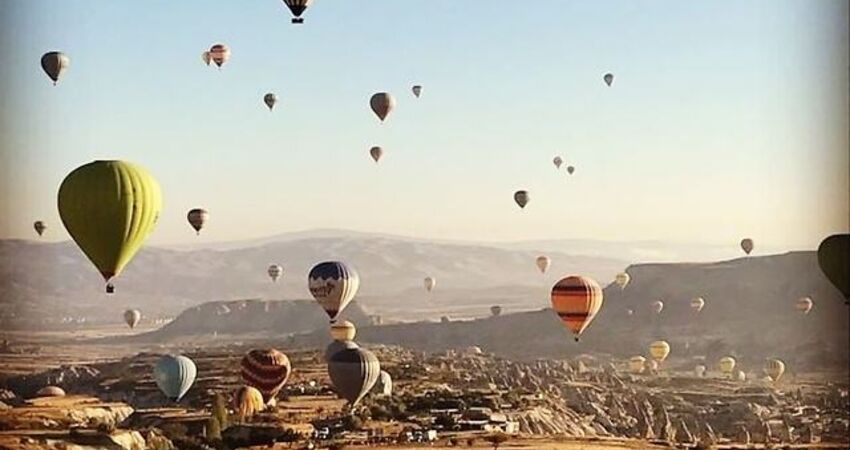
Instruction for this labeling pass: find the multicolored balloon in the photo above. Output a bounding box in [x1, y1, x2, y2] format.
[764, 358, 786, 382]
[550, 275, 604, 341]
[241, 348, 292, 404]
[308, 261, 360, 321]
[209, 44, 230, 68]
[233, 386, 264, 419]
[330, 320, 357, 341]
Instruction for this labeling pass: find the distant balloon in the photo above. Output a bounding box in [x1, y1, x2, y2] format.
[308, 261, 360, 322]
[553, 156, 563, 169]
[241, 348, 291, 404]
[628, 356, 646, 374]
[369, 146, 383, 163]
[123, 309, 141, 329]
[370, 92, 395, 122]
[514, 190, 529, 209]
[424, 276, 436, 292]
[412, 85, 422, 98]
[614, 272, 630, 290]
[649, 341, 670, 362]
[765, 358, 786, 382]
[652, 300, 664, 314]
[490, 305, 502, 317]
[201, 51, 212, 66]
[263, 93, 277, 111]
[740, 238, 754, 255]
[734, 369, 746, 382]
[795, 296, 813, 314]
[33, 221, 46, 237]
[550, 275, 604, 341]
[36, 386, 66, 397]
[374, 370, 392, 396]
[694, 364, 707, 378]
[603, 73, 614, 86]
[41, 51, 70, 85]
[282, 0, 314, 23]
[566, 166, 575, 175]
[233, 386, 264, 419]
[626, 308, 634, 316]
[154, 355, 197, 401]
[327, 345, 381, 406]
[268, 264, 283, 282]
[331, 320, 357, 341]
[817, 234, 850, 303]
[58, 160, 162, 291]
[536, 256, 551, 274]
[209, 44, 230, 68]
[690, 297, 705, 313]
[646, 359, 659, 372]
[719, 356, 736, 376]
[187, 209, 208, 235]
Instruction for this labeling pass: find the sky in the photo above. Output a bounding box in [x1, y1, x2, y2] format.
[0, 0, 847, 250]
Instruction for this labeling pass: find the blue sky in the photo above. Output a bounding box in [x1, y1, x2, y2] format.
[0, 0, 847, 249]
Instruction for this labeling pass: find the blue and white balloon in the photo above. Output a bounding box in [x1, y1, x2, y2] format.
[154, 355, 197, 401]
[308, 261, 360, 321]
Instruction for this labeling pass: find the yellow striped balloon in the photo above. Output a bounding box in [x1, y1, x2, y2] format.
[58, 160, 162, 290]
[330, 320, 356, 341]
[550, 275, 604, 341]
[764, 358, 785, 382]
[241, 348, 291, 404]
[232, 386, 264, 419]
[649, 340, 670, 362]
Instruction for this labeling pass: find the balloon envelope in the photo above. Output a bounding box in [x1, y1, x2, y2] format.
[370, 92, 395, 122]
[740, 238, 754, 255]
[308, 261, 360, 321]
[817, 234, 850, 301]
[795, 297, 813, 314]
[553, 156, 563, 169]
[209, 44, 230, 67]
[412, 85, 422, 98]
[374, 370, 392, 396]
[424, 277, 436, 292]
[124, 309, 141, 329]
[536, 256, 551, 274]
[201, 51, 212, 66]
[233, 386, 265, 419]
[58, 160, 162, 286]
[154, 355, 196, 401]
[33, 221, 46, 237]
[283, 0, 314, 23]
[328, 346, 380, 406]
[603, 73, 614, 86]
[615, 272, 630, 289]
[268, 264, 283, 282]
[690, 297, 705, 313]
[649, 341, 670, 362]
[514, 190, 529, 209]
[331, 320, 357, 341]
[241, 348, 292, 403]
[264, 93, 277, 110]
[369, 146, 383, 163]
[41, 52, 70, 85]
[490, 305, 502, 317]
[765, 359, 786, 382]
[187, 209, 208, 235]
[719, 356, 736, 374]
[550, 275, 604, 341]
[628, 356, 646, 374]
[36, 386, 66, 397]
[566, 166, 575, 175]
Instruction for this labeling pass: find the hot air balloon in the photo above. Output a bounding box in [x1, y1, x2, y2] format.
[233, 386, 264, 420]
[740, 238, 754, 255]
[327, 346, 380, 407]
[263, 93, 277, 111]
[615, 272, 630, 290]
[603, 73, 614, 86]
[268, 264, 283, 282]
[374, 370, 392, 396]
[424, 277, 436, 292]
[550, 275, 604, 341]
[817, 234, 850, 303]
[694, 364, 707, 378]
[627, 308, 634, 316]
[734, 369, 747, 382]
[553, 156, 563, 169]
[209, 44, 230, 68]
[490, 305, 502, 317]
[369, 146, 383, 163]
[628, 356, 646, 374]
[331, 320, 356, 341]
[566, 166, 575, 175]
[325, 339, 359, 362]
[649, 340, 670, 362]
[536, 256, 551, 274]
[412, 85, 422, 98]
[514, 190, 529, 209]
[41, 52, 70, 85]
[719, 356, 736, 377]
[201, 51, 212, 66]
[36, 386, 66, 397]
[58, 160, 162, 292]
[154, 355, 196, 401]
[370, 92, 395, 122]
[652, 300, 664, 314]
[282, 0, 313, 23]
[33, 221, 46, 237]
[308, 261, 360, 322]
[187, 209, 208, 235]
[241, 348, 291, 404]
[690, 297, 705, 313]
[795, 297, 813, 314]
[765, 359, 785, 382]
[124, 309, 141, 329]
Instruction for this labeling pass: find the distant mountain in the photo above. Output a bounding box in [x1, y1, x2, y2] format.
[0, 234, 626, 328]
[290, 251, 849, 371]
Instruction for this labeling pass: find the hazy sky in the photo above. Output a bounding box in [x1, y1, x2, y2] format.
[0, 0, 847, 249]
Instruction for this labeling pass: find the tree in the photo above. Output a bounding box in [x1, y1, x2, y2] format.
[484, 432, 509, 449]
[211, 393, 229, 430]
[206, 417, 221, 441]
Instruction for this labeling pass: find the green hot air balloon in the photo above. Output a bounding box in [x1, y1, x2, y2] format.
[58, 161, 162, 292]
[154, 355, 197, 401]
[327, 345, 380, 407]
[817, 234, 850, 304]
